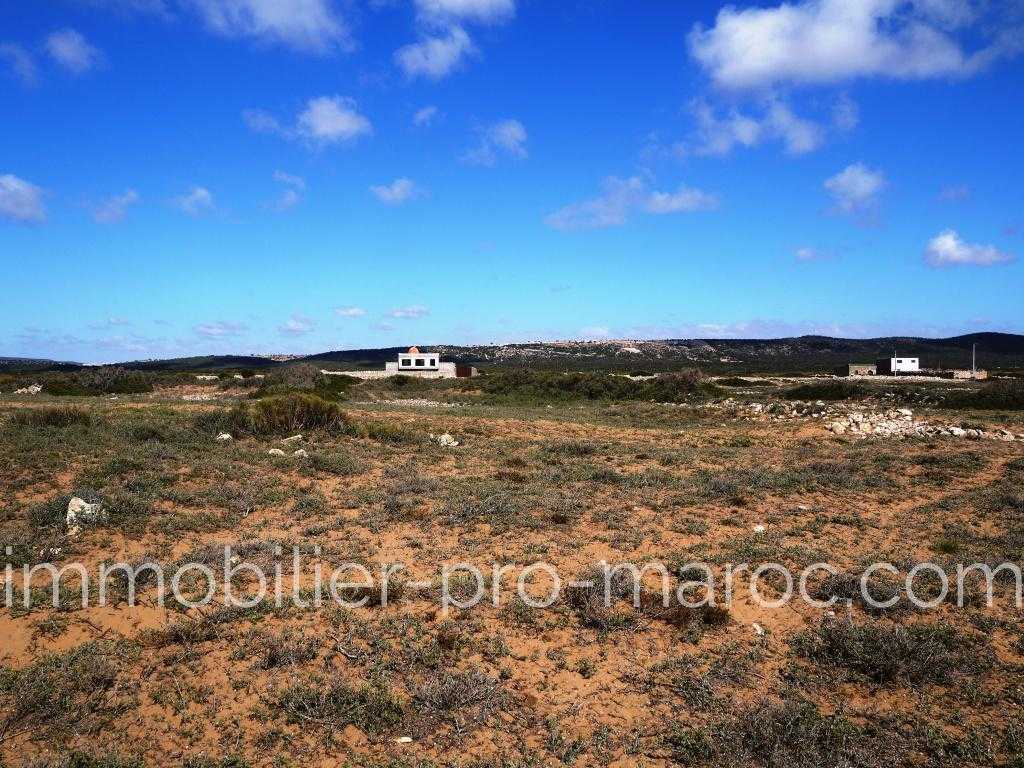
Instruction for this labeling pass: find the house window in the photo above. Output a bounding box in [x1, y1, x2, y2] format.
[401, 359, 411, 367]
[415, 358, 425, 367]
[430, 358, 437, 366]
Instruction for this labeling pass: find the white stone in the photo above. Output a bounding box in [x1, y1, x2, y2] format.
[216, 433, 233, 441]
[268, 449, 286, 456]
[281, 434, 303, 444]
[293, 449, 309, 458]
[14, 384, 42, 395]
[752, 524, 766, 534]
[66, 497, 104, 529]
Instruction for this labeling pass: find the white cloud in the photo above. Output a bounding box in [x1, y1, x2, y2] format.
[185, 0, 351, 53]
[279, 313, 314, 335]
[296, 96, 372, 144]
[687, 0, 1021, 90]
[395, 27, 475, 80]
[832, 93, 860, 131]
[645, 185, 719, 214]
[924, 229, 1014, 267]
[413, 105, 439, 127]
[388, 305, 430, 319]
[370, 178, 419, 205]
[414, 0, 515, 25]
[795, 246, 829, 261]
[545, 176, 717, 231]
[0, 174, 46, 223]
[824, 162, 885, 215]
[194, 320, 247, 338]
[334, 306, 366, 318]
[0, 43, 38, 86]
[462, 118, 527, 166]
[93, 189, 140, 223]
[173, 186, 215, 216]
[46, 29, 103, 74]
[268, 171, 305, 211]
[684, 99, 823, 157]
[764, 101, 824, 154]
[246, 97, 372, 146]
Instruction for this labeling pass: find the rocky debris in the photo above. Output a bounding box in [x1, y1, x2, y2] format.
[267, 448, 286, 456]
[293, 449, 309, 458]
[825, 408, 1019, 441]
[14, 384, 42, 395]
[429, 432, 459, 448]
[752, 524, 766, 534]
[66, 497, 105, 536]
[182, 393, 216, 401]
[216, 432, 233, 442]
[195, 375, 219, 381]
[281, 434, 303, 444]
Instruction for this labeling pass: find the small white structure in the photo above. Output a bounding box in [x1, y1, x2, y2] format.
[877, 356, 920, 375]
[325, 347, 477, 380]
[384, 346, 476, 378]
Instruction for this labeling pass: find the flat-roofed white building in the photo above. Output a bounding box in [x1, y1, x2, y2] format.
[383, 347, 477, 378]
[876, 356, 920, 374]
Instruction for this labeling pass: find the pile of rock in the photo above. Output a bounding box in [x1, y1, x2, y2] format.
[826, 408, 1020, 441]
[14, 383, 42, 395]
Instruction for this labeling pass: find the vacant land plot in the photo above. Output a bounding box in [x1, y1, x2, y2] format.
[1, 379, 1022, 768]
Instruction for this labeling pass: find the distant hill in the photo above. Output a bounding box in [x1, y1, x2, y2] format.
[309, 333, 1024, 374]
[6, 333, 1023, 375]
[0, 357, 82, 373]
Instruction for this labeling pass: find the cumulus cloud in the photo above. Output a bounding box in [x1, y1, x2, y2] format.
[370, 178, 419, 205]
[824, 162, 885, 215]
[388, 305, 430, 319]
[0, 43, 38, 86]
[462, 119, 527, 166]
[93, 189, 140, 223]
[334, 306, 366, 318]
[395, 27, 475, 80]
[0, 174, 46, 223]
[545, 176, 718, 231]
[279, 313, 315, 335]
[267, 170, 305, 211]
[687, 0, 1022, 90]
[46, 29, 103, 74]
[683, 99, 824, 157]
[924, 229, 1014, 266]
[414, 0, 515, 25]
[246, 96, 371, 147]
[413, 105, 439, 127]
[185, 0, 351, 53]
[194, 320, 247, 338]
[173, 186, 215, 216]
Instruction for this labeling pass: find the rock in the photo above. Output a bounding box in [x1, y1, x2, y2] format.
[752, 623, 765, 637]
[430, 433, 459, 448]
[293, 449, 309, 458]
[216, 433, 233, 442]
[14, 384, 42, 395]
[752, 524, 766, 534]
[950, 427, 965, 437]
[268, 448, 286, 456]
[281, 434, 304, 444]
[396, 736, 413, 744]
[66, 497, 105, 531]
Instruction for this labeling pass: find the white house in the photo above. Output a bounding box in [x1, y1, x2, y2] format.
[383, 347, 477, 378]
[876, 356, 920, 375]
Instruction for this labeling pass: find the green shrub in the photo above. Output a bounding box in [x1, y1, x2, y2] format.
[783, 381, 867, 401]
[276, 678, 405, 733]
[227, 393, 350, 435]
[942, 379, 1024, 410]
[478, 369, 717, 404]
[9, 406, 93, 428]
[791, 619, 988, 683]
[41, 367, 157, 396]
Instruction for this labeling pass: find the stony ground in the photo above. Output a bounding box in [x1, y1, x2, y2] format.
[1, 384, 1023, 768]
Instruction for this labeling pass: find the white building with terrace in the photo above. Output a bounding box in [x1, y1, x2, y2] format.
[324, 347, 477, 380]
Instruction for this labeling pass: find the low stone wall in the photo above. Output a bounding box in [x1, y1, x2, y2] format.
[321, 369, 458, 380]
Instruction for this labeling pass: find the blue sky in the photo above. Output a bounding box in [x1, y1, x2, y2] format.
[1, 0, 1022, 363]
